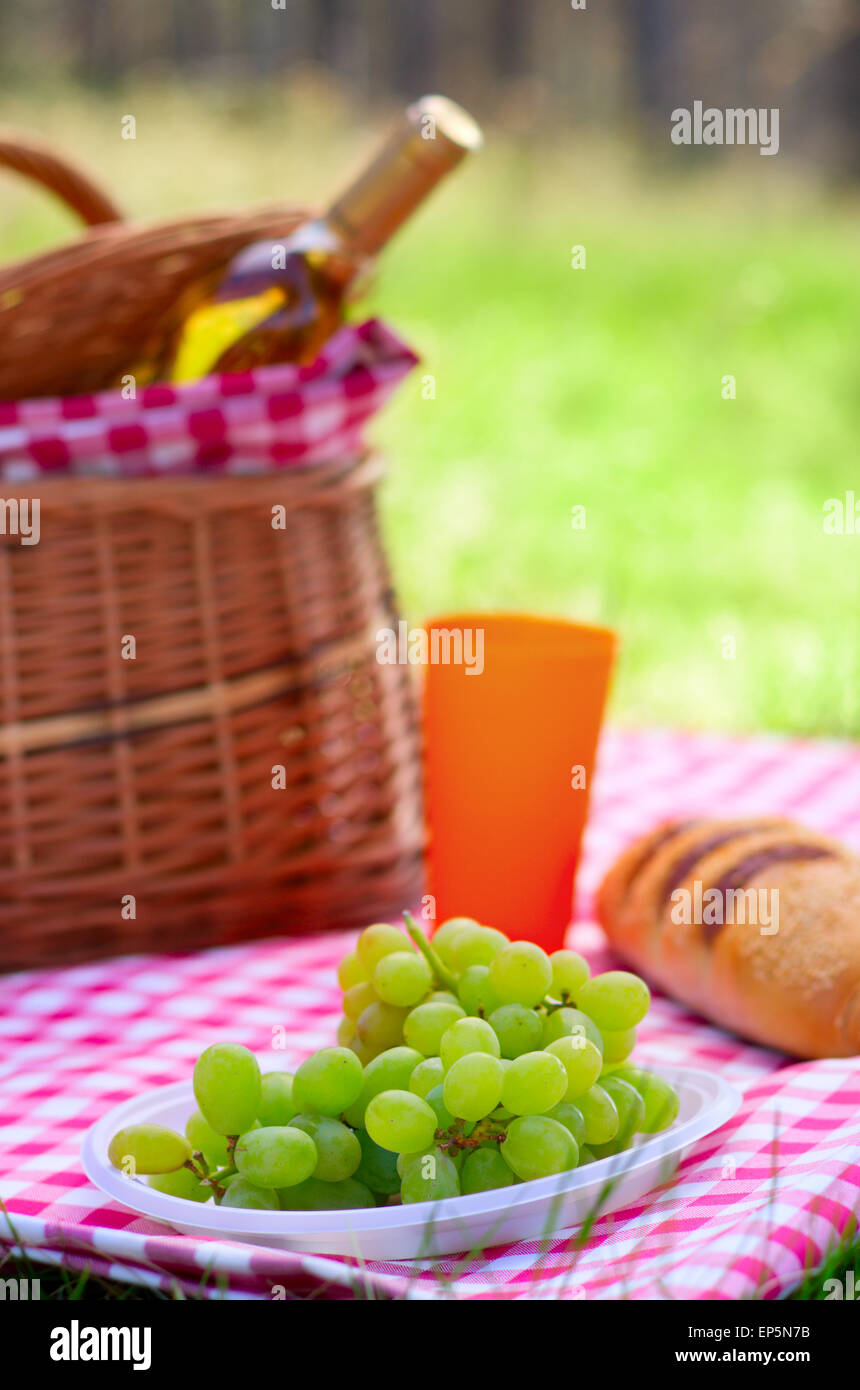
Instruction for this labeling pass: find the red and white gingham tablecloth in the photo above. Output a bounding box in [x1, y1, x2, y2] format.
[0, 318, 417, 479]
[1, 727, 859, 1300]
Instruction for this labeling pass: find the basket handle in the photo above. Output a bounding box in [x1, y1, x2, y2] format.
[0, 131, 123, 227]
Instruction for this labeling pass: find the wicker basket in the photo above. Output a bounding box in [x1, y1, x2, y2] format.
[0, 130, 315, 399]
[0, 138, 424, 972]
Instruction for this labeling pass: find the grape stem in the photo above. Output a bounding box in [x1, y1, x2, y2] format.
[437, 1117, 507, 1152]
[207, 1164, 237, 1185]
[202, 1164, 237, 1200]
[541, 996, 566, 1014]
[403, 911, 459, 993]
[184, 1155, 208, 1181]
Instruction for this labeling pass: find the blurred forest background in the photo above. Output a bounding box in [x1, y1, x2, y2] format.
[1, 0, 858, 170]
[0, 0, 858, 736]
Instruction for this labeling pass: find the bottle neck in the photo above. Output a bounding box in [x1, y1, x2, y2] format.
[325, 96, 483, 258]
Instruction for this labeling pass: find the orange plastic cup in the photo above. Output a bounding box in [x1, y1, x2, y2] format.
[422, 613, 616, 952]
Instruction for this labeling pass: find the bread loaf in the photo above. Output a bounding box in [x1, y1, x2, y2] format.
[596, 817, 860, 1058]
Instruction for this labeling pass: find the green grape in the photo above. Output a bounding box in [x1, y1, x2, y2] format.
[354, 1129, 401, 1196]
[427, 990, 460, 1007]
[337, 950, 369, 991]
[147, 1167, 210, 1203]
[439, 1016, 501, 1069]
[443, 1054, 504, 1122]
[337, 1017, 356, 1047]
[373, 950, 433, 1007]
[361, 1045, 423, 1094]
[549, 949, 590, 1002]
[460, 1147, 517, 1194]
[576, 1084, 619, 1145]
[349, 1036, 376, 1066]
[396, 1147, 430, 1178]
[612, 1066, 681, 1133]
[396, 1142, 466, 1177]
[220, 1177, 280, 1210]
[547, 1101, 586, 1147]
[578, 1145, 597, 1165]
[356, 923, 407, 973]
[599, 1076, 646, 1153]
[234, 1125, 317, 1188]
[342, 1045, 423, 1127]
[409, 1056, 445, 1098]
[257, 1072, 297, 1128]
[365, 1090, 437, 1154]
[108, 1124, 191, 1176]
[501, 1116, 578, 1181]
[403, 1001, 465, 1055]
[457, 965, 502, 1018]
[542, 1006, 603, 1051]
[185, 1109, 231, 1168]
[589, 1138, 628, 1161]
[424, 1083, 456, 1131]
[343, 981, 379, 1021]
[292, 1046, 363, 1116]
[193, 1042, 262, 1137]
[500, 1051, 567, 1116]
[431, 916, 481, 963]
[356, 1001, 409, 1055]
[278, 1176, 376, 1210]
[288, 1114, 361, 1182]
[489, 942, 553, 1007]
[446, 924, 509, 972]
[599, 1027, 637, 1065]
[545, 1036, 603, 1099]
[577, 971, 650, 1030]
[400, 1148, 460, 1204]
[488, 1004, 544, 1059]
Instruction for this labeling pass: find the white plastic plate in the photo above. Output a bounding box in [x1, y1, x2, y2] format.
[82, 1062, 740, 1261]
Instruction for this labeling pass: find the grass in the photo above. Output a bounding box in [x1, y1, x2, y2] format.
[1, 78, 858, 736]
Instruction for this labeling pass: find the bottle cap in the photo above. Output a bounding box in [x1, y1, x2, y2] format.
[328, 96, 483, 257]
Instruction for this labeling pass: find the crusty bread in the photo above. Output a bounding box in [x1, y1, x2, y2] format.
[596, 817, 860, 1058]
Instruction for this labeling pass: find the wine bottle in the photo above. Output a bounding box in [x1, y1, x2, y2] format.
[168, 96, 483, 382]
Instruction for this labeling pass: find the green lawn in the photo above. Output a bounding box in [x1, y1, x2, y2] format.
[2, 81, 858, 736]
[374, 158, 860, 739]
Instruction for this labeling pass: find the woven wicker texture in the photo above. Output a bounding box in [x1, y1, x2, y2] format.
[0, 462, 424, 970]
[0, 131, 308, 399]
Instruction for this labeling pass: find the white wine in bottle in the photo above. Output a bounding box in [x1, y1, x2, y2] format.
[168, 96, 483, 381]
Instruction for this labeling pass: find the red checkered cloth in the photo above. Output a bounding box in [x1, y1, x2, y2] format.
[1, 728, 859, 1301]
[0, 319, 417, 480]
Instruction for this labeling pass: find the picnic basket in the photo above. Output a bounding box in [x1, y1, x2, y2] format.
[0, 134, 425, 972]
[0, 132, 334, 400]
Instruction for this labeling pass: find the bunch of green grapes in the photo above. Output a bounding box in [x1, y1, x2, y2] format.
[108, 1041, 377, 1211]
[108, 917, 680, 1212]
